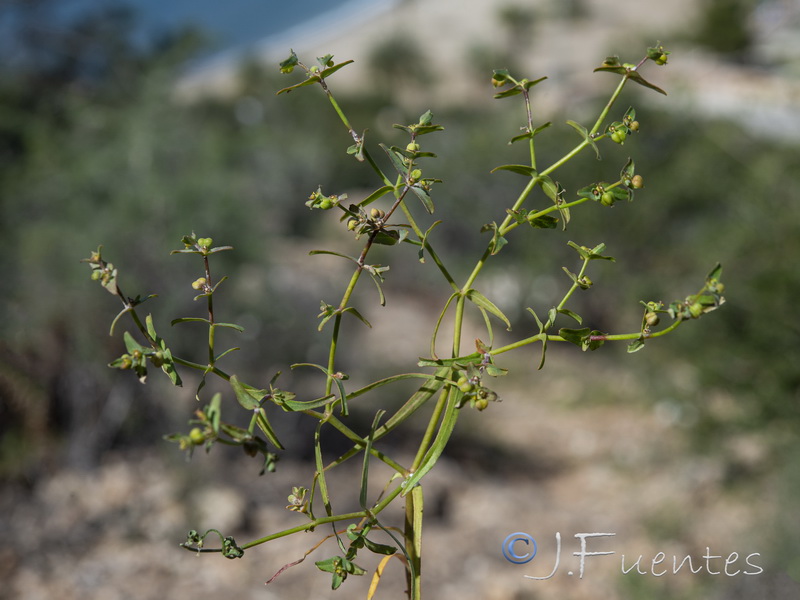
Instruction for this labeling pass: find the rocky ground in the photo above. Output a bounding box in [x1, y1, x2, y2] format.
[4, 356, 798, 600]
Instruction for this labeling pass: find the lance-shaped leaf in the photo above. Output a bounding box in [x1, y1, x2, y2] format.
[230, 374, 266, 410]
[320, 59, 354, 78]
[559, 327, 606, 351]
[627, 338, 646, 353]
[490, 164, 537, 177]
[566, 120, 601, 159]
[356, 185, 395, 209]
[465, 289, 512, 331]
[145, 314, 182, 386]
[509, 120, 552, 145]
[625, 70, 667, 95]
[359, 410, 385, 509]
[291, 362, 350, 416]
[408, 184, 434, 214]
[480, 222, 508, 255]
[416, 219, 442, 263]
[379, 143, 410, 176]
[255, 407, 285, 450]
[276, 75, 321, 95]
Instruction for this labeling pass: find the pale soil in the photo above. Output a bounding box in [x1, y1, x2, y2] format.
[3, 358, 795, 600]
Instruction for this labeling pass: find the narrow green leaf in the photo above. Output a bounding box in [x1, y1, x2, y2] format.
[707, 262, 723, 282]
[490, 164, 537, 176]
[558, 327, 592, 348]
[320, 59, 354, 78]
[171, 316, 211, 326]
[430, 292, 458, 360]
[528, 214, 558, 229]
[417, 354, 481, 368]
[214, 347, 240, 361]
[522, 76, 548, 89]
[373, 230, 402, 245]
[343, 306, 372, 329]
[402, 387, 461, 494]
[367, 271, 386, 307]
[276, 76, 321, 95]
[309, 249, 359, 264]
[627, 71, 667, 95]
[493, 87, 523, 99]
[363, 537, 396, 556]
[627, 339, 645, 353]
[465, 289, 511, 330]
[418, 220, 442, 263]
[379, 142, 409, 176]
[358, 185, 395, 208]
[123, 331, 145, 354]
[566, 120, 601, 159]
[558, 308, 583, 324]
[291, 363, 349, 416]
[527, 307, 544, 332]
[537, 175, 559, 202]
[255, 407, 285, 449]
[214, 322, 245, 333]
[485, 364, 508, 377]
[278, 395, 336, 412]
[359, 410, 385, 509]
[109, 307, 130, 336]
[230, 374, 263, 410]
[409, 184, 434, 214]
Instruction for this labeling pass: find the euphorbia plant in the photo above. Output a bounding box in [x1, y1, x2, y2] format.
[84, 42, 724, 599]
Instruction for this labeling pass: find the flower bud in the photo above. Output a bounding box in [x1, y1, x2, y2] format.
[192, 277, 207, 290]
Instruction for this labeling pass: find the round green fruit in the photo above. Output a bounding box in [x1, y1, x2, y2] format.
[457, 376, 474, 394]
[189, 428, 206, 445]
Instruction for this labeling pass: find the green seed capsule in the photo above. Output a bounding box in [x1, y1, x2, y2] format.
[189, 428, 205, 445]
[601, 192, 615, 206]
[457, 376, 474, 394]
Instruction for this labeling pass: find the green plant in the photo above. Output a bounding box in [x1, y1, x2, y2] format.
[84, 43, 724, 599]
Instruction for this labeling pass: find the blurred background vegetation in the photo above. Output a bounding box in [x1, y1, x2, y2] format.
[1, 0, 799, 597]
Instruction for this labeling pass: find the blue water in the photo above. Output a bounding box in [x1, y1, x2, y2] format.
[52, 0, 388, 57]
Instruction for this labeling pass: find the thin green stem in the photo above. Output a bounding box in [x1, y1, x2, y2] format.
[242, 481, 406, 549]
[409, 384, 450, 472]
[500, 197, 591, 236]
[557, 257, 590, 311]
[589, 75, 629, 136]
